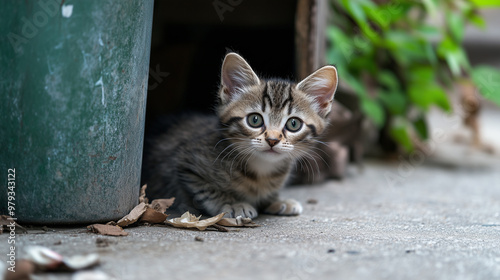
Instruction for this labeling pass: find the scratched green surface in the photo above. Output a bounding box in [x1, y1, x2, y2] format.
[0, 0, 154, 224]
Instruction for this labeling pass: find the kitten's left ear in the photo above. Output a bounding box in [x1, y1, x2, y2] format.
[220, 53, 260, 104]
[296, 66, 338, 117]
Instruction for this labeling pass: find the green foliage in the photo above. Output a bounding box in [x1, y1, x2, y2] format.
[327, 0, 500, 152]
[471, 66, 500, 107]
[470, 0, 500, 7]
[390, 121, 414, 152]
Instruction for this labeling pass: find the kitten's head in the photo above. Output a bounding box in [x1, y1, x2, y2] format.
[217, 53, 338, 163]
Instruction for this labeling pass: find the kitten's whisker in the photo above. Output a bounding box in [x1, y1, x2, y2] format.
[235, 148, 253, 176]
[296, 156, 307, 173]
[306, 153, 321, 178]
[303, 147, 330, 168]
[286, 152, 302, 173]
[213, 137, 247, 149]
[230, 146, 253, 175]
[213, 142, 238, 163]
[235, 147, 254, 172]
[285, 152, 298, 171]
[302, 157, 312, 182]
[294, 149, 316, 180]
[243, 150, 256, 174]
[228, 146, 244, 178]
[298, 147, 324, 179]
[222, 145, 244, 163]
[294, 142, 330, 163]
[305, 155, 316, 179]
[293, 154, 310, 180]
[311, 139, 330, 148]
[240, 148, 255, 170]
[307, 145, 332, 159]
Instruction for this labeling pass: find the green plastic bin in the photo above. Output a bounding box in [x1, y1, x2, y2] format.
[0, 0, 154, 224]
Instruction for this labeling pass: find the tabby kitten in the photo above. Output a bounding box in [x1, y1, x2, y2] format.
[143, 53, 338, 218]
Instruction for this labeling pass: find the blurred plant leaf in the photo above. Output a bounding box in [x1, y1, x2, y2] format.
[424, 42, 437, 65]
[446, 11, 465, 42]
[366, 3, 403, 30]
[345, 75, 369, 96]
[369, 1, 411, 30]
[413, 116, 429, 140]
[341, 0, 381, 42]
[361, 97, 385, 127]
[409, 83, 451, 112]
[379, 90, 406, 115]
[390, 121, 414, 152]
[466, 11, 486, 29]
[421, 0, 438, 17]
[471, 66, 500, 107]
[407, 66, 451, 112]
[408, 66, 434, 84]
[378, 71, 400, 91]
[327, 27, 354, 63]
[385, 31, 429, 66]
[377, 71, 406, 115]
[416, 25, 440, 39]
[438, 36, 470, 76]
[341, 0, 366, 23]
[470, 0, 500, 7]
[352, 35, 372, 55]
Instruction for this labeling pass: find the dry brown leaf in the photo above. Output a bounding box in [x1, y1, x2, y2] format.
[0, 215, 13, 226]
[87, 224, 128, 236]
[217, 216, 260, 227]
[139, 184, 148, 204]
[116, 202, 147, 227]
[210, 223, 229, 232]
[151, 198, 175, 214]
[165, 211, 225, 230]
[1, 215, 27, 233]
[140, 208, 169, 224]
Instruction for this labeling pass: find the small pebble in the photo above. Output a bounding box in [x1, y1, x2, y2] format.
[307, 199, 318, 204]
[346, 250, 360, 255]
[327, 249, 335, 254]
[96, 238, 115, 248]
[195, 236, 204, 242]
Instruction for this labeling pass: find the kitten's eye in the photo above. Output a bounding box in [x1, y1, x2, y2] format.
[247, 113, 264, 128]
[285, 117, 302, 132]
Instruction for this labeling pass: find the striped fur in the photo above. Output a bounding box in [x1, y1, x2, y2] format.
[142, 53, 338, 218]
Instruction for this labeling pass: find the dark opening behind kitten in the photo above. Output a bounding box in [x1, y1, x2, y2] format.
[142, 53, 338, 218]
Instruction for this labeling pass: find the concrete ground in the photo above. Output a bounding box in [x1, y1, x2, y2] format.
[2, 106, 500, 280]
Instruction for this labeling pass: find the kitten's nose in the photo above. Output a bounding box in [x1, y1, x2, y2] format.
[266, 138, 279, 147]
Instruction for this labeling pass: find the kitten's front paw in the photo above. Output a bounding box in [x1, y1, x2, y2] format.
[221, 202, 258, 219]
[264, 199, 303, 216]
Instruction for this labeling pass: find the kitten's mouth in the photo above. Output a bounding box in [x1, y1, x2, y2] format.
[264, 149, 279, 154]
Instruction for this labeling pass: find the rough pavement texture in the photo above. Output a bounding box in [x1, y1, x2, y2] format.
[2, 105, 500, 280]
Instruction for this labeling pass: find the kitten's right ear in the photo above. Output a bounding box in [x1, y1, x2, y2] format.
[220, 53, 260, 103]
[296, 65, 338, 118]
